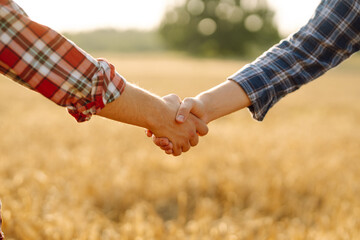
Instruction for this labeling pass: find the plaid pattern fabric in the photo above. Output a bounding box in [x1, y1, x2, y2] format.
[0, 0, 126, 122]
[229, 0, 360, 121]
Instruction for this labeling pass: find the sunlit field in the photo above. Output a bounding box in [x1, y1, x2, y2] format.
[1, 52, 360, 240]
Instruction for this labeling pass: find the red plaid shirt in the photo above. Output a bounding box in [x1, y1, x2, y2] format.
[0, 0, 126, 122]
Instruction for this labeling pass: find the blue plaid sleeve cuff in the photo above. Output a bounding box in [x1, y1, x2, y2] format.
[228, 63, 277, 121]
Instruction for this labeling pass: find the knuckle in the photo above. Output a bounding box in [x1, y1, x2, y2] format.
[183, 97, 191, 102]
[183, 98, 194, 107]
[169, 94, 178, 100]
[160, 138, 168, 146]
[169, 94, 181, 102]
[188, 130, 196, 138]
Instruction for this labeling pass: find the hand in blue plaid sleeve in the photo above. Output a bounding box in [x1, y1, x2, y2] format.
[150, 0, 360, 154]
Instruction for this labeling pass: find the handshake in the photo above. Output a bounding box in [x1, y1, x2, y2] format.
[98, 80, 251, 156]
[146, 94, 209, 156]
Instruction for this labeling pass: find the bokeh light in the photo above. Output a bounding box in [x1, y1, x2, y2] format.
[198, 18, 217, 36]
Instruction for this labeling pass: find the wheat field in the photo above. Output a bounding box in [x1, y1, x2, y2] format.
[1, 53, 360, 240]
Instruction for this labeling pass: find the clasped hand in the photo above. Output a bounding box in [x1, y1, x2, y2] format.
[147, 95, 207, 156]
[99, 80, 249, 156]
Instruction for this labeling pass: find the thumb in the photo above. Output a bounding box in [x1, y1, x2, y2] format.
[176, 98, 195, 123]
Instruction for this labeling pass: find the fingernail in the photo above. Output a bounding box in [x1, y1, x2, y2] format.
[176, 115, 185, 122]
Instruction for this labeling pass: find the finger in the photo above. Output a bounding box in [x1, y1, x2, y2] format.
[181, 142, 191, 153]
[161, 145, 173, 151]
[160, 142, 173, 151]
[152, 136, 163, 147]
[165, 149, 173, 155]
[176, 98, 195, 123]
[146, 129, 153, 137]
[153, 137, 171, 148]
[189, 133, 199, 147]
[191, 115, 209, 136]
[158, 138, 170, 147]
[172, 145, 182, 157]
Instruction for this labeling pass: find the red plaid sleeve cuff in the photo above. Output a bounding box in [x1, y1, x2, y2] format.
[67, 58, 127, 122]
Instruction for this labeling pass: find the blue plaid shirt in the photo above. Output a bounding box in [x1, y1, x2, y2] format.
[229, 0, 360, 121]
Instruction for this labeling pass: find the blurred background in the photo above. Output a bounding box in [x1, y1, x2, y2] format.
[16, 0, 320, 57]
[2, 0, 360, 239]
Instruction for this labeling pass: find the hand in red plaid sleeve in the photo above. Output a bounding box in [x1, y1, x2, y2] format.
[98, 83, 208, 156]
[0, 0, 209, 151]
[0, 2, 209, 239]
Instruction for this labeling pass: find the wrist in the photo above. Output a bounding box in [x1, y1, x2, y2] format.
[196, 94, 211, 123]
[146, 98, 169, 132]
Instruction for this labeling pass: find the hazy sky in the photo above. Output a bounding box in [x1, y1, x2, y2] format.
[15, 0, 320, 36]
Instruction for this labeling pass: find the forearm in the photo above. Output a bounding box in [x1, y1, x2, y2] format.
[97, 83, 166, 130]
[197, 80, 251, 123]
[153, 80, 249, 154]
[98, 83, 208, 156]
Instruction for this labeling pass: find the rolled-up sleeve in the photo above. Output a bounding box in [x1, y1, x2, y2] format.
[0, 0, 126, 122]
[228, 0, 360, 121]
